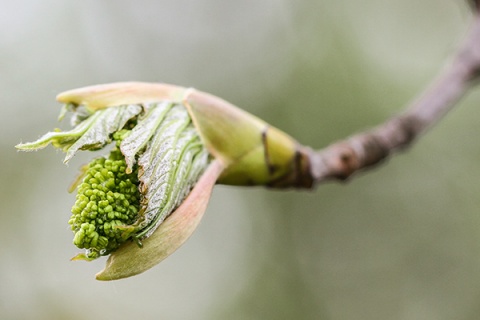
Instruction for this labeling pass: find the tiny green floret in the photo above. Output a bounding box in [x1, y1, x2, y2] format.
[70, 132, 140, 260]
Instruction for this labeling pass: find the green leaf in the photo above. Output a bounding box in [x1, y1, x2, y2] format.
[131, 105, 210, 239]
[120, 102, 173, 173]
[16, 104, 142, 163]
[64, 104, 142, 163]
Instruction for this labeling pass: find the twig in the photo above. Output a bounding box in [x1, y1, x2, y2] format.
[304, 9, 480, 185]
[470, 0, 480, 11]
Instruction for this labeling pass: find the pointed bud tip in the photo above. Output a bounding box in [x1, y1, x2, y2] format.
[56, 82, 187, 111]
[15, 142, 42, 151]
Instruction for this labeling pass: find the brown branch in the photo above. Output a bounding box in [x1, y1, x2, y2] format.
[305, 10, 480, 185]
[470, 0, 480, 11]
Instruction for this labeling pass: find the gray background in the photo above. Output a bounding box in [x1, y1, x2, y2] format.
[3, 1, 480, 319]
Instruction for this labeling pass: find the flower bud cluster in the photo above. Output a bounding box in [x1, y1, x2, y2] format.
[69, 131, 140, 260]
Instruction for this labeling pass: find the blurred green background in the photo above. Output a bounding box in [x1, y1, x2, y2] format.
[3, 1, 480, 319]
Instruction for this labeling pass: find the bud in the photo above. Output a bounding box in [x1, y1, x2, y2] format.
[16, 82, 312, 280]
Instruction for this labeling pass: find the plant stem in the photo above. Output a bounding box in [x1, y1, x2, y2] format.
[304, 10, 480, 185]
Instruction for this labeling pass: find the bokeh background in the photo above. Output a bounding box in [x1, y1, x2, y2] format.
[2, 1, 480, 319]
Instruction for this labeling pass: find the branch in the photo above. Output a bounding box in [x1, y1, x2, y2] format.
[305, 10, 480, 185]
[470, 0, 480, 11]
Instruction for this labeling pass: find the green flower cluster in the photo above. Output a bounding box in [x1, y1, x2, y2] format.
[69, 131, 140, 260]
[17, 100, 211, 266]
